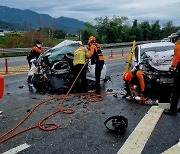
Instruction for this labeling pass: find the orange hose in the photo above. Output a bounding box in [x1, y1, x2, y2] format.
[0, 61, 89, 144]
[0, 96, 62, 143]
[86, 93, 103, 102]
[0, 60, 122, 144]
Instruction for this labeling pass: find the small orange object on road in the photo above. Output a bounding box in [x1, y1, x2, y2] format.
[0, 74, 4, 99]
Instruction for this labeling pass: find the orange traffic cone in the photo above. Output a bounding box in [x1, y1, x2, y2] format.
[0, 74, 4, 99]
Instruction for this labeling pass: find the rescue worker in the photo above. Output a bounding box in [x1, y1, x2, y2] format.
[27, 40, 43, 68]
[73, 44, 89, 92]
[122, 68, 147, 103]
[27, 40, 43, 92]
[88, 36, 104, 92]
[164, 30, 180, 116]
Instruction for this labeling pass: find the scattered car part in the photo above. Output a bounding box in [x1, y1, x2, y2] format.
[104, 115, 128, 133]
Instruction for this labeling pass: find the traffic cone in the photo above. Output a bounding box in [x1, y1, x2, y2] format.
[122, 49, 124, 57]
[0, 74, 4, 99]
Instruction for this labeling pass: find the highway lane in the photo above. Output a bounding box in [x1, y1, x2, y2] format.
[0, 56, 27, 68]
[0, 50, 180, 154]
[0, 56, 127, 150]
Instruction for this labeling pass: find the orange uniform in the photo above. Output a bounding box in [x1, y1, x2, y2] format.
[123, 70, 145, 93]
[88, 36, 104, 90]
[88, 43, 104, 61]
[32, 46, 43, 54]
[27, 41, 43, 69]
[171, 40, 180, 68]
[135, 70, 145, 92]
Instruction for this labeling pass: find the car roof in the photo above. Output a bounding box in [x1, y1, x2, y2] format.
[138, 42, 174, 49]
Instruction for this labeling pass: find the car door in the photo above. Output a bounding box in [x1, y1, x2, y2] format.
[131, 46, 140, 70]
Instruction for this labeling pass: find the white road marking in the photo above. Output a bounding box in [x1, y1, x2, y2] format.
[162, 142, 180, 154]
[117, 106, 164, 154]
[3, 143, 30, 154]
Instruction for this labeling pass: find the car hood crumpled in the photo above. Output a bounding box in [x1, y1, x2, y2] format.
[144, 50, 174, 71]
[51, 40, 82, 50]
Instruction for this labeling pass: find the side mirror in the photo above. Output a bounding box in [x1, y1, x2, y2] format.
[0, 74, 4, 99]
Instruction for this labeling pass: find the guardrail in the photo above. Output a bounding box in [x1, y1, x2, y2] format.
[0, 47, 50, 53]
[100, 40, 159, 48]
[0, 40, 160, 58]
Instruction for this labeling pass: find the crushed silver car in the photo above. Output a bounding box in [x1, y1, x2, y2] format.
[131, 41, 174, 86]
[28, 40, 107, 93]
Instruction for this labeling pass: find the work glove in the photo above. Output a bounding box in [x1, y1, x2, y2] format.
[85, 58, 90, 63]
[169, 66, 175, 74]
[138, 91, 148, 103]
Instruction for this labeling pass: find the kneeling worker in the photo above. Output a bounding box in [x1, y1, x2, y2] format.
[73, 44, 89, 92]
[123, 68, 148, 103]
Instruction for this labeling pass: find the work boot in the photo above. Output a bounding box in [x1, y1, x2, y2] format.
[163, 109, 177, 116]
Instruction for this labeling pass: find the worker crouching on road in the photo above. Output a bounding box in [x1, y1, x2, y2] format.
[164, 30, 180, 116]
[88, 36, 105, 93]
[122, 68, 148, 103]
[73, 44, 89, 92]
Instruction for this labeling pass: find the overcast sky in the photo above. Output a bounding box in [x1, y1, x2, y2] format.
[1, 0, 180, 26]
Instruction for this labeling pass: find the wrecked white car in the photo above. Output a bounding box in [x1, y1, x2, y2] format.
[131, 42, 174, 86]
[28, 40, 107, 93]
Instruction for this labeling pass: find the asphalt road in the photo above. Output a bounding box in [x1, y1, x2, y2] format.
[0, 53, 180, 154]
[0, 56, 27, 68]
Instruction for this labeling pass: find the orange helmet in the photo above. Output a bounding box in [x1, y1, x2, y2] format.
[88, 36, 96, 44]
[123, 71, 133, 81]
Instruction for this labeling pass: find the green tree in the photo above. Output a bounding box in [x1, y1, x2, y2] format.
[81, 23, 97, 44]
[151, 20, 161, 40]
[161, 21, 177, 38]
[131, 19, 143, 41]
[94, 16, 109, 43]
[140, 21, 151, 41]
[121, 25, 131, 42]
[94, 16, 129, 43]
[53, 30, 66, 39]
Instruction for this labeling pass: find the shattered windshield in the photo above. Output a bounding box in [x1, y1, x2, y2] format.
[48, 43, 79, 62]
[140, 45, 174, 56]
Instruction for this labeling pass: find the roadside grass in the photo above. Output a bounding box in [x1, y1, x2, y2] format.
[0, 37, 12, 48]
[0, 36, 79, 58]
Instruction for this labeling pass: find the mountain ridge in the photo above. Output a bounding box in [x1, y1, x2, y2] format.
[0, 5, 85, 34]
